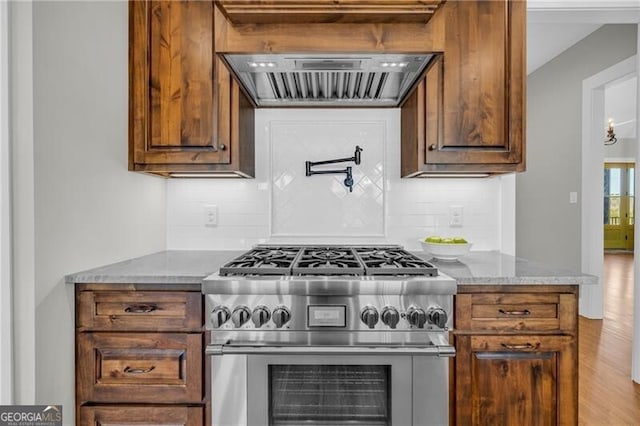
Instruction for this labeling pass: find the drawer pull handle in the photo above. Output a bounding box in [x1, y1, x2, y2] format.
[501, 342, 537, 350]
[124, 304, 157, 314]
[498, 309, 531, 316]
[123, 366, 156, 374]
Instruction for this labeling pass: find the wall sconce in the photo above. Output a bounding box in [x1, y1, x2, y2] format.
[605, 119, 617, 145]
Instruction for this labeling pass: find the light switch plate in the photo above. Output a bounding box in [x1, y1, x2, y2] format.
[569, 192, 578, 204]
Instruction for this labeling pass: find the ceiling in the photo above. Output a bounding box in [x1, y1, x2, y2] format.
[527, 0, 640, 75]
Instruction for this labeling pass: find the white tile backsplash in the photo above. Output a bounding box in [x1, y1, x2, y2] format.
[166, 109, 512, 251]
[271, 120, 385, 236]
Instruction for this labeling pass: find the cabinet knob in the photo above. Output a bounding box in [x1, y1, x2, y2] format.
[219, 144, 227, 151]
[428, 144, 437, 151]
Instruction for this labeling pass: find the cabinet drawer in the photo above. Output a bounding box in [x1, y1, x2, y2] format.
[77, 333, 202, 403]
[79, 405, 203, 426]
[77, 291, 202, 331]
[456, 293, 577, 332]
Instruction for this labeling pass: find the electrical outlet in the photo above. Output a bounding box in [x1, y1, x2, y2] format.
[449, 205, 463, 227]
[204, 205, 218, 227]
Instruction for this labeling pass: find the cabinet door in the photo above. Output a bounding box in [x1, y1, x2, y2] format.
[129, 1, 255, 176]
[454, 335, 577, 426]
[401, 0, 525, 175]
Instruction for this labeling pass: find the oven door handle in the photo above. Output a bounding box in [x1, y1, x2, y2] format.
[206, 344, 455, 357]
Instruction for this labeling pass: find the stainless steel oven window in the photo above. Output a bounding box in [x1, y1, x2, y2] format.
[268, 364, 391, 425]
[247, 355, 413, 426]
[211, 353, 449, 426]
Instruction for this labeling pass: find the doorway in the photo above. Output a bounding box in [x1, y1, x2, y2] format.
[604, 162, 635, 251]
[582, 53, 639, 383]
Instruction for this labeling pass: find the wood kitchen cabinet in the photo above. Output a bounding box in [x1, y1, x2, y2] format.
[75, 285, 207, 426]
[401, 0, 526, 175]
[452, 286, 578, 426]
[129, 0, 255, 177]
[129, 0, 526, 176]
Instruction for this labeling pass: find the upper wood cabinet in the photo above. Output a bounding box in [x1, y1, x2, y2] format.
[129, 0, 525, 177]
[129, 1, 254, 177]
[215, 0, 445, 24]
[401, 0, 526, 176]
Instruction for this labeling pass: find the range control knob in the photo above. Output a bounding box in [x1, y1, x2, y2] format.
[427, 306, 448, 329]
[360, 305, 379, 329]
[251, 305, 271, 328]
[407, 306, 428, 329]
[210, 305, 231, 328]
[381, 306, 400, 329]
[272, 305, 291, 328]
[231, 305, 251, 328]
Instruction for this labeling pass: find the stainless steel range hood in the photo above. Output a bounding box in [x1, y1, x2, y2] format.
[223, 53, 433, 107]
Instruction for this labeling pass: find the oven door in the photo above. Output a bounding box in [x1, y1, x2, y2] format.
[208, 344, 452, 426]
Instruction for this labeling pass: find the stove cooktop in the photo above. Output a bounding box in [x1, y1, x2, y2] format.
[219, 245, 438, 277]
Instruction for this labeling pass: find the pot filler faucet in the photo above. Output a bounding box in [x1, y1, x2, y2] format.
[305, 146, 363, 192]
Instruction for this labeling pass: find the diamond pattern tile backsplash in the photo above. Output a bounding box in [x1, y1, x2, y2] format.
[166, 109, 514, 251]
[271, 121, 385, 236]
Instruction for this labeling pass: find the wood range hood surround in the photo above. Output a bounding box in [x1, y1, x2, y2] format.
[215, 0, 446, 24]
[129, 0, 524, 177]
[213, 0, 447, 108]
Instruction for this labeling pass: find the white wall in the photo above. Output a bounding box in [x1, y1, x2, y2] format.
[167, 109, 513, 252]
[11, 1, 167, 422]
[10, 0, 35, 405]
[0, 0, 12, 404]
[518, 24, 638, 271]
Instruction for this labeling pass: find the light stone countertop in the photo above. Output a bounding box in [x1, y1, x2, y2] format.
[415, 250, 597, 285]
[66, 249, 597, 286]
[65, 250, 243, 285]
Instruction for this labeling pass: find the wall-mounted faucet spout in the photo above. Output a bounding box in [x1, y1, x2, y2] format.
[305, 146, 362, 192]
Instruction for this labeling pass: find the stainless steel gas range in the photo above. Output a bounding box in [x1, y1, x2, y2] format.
[202, 245, 456, 426]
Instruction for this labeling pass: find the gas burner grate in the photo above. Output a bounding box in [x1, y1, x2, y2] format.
[219, 246, 301, 276]
[293, 247, 365, 275]
[355, 247, 438, 276]
[218, 245, 438, 277]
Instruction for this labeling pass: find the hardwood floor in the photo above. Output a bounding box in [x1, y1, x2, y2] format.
[579, 252, 640, 425]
